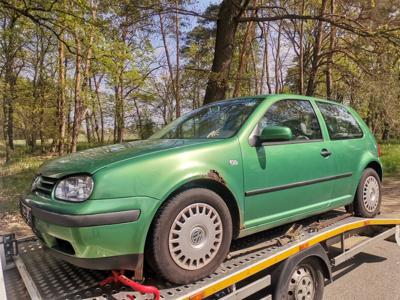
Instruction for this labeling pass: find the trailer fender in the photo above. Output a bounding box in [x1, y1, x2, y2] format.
[271, 243, 332, 300]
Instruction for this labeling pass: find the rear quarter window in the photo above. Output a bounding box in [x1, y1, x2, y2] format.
[316, 102, 363, 140]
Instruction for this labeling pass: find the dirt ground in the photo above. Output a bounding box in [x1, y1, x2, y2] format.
[379, 177, 400, 217]
[1, 177, 399, 238]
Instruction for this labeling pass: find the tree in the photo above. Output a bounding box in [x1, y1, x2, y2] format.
[204, 0, 400, 103]
[203, 0, 249, 104]
[0, 9, 23, 162]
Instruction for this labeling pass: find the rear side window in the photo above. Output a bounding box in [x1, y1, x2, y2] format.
[260, 99, 322, 141]
[317, 102, 363, 140]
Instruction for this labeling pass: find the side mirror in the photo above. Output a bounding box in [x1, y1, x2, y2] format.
[259, 126, 293, 143]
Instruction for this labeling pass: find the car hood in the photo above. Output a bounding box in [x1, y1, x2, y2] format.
[38, 139, 218, 178]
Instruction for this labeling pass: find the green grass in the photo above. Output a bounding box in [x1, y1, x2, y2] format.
[0, 144, 50, 212]
[380, 144, 400, 176]
[0, 140, 116, 213]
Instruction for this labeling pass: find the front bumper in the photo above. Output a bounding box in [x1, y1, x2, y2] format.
[20, 195, 160, 279]
[21, 198, 140, 227]
[46, 246, 144, 278]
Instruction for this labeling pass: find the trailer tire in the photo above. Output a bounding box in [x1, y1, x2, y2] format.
[273, 257, 324, 300]
[354, 168, 381, 218]
[146, 188, 232, 284]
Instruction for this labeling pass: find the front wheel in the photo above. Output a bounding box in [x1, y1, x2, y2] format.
[354, 168, 381, 218]
[146, 188, 232, 284]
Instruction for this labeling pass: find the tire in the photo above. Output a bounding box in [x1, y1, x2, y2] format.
[273, 257, 325, 300]
[354, 168, 381, 218]
[146, 188, 232, 284]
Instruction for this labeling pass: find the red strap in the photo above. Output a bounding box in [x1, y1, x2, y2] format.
[99, 271, 160, 300]
[118, 274, 160, 300]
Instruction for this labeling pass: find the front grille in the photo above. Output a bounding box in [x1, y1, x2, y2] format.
[33, 176, 57, 197]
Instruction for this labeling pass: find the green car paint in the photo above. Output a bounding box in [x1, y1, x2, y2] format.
[21, 94, 381, 276]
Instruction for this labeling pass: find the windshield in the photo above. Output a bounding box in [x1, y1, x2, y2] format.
[150, 98, 261, 139]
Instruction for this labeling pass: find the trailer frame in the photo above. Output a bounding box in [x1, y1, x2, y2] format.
[1, 212, 400, 300]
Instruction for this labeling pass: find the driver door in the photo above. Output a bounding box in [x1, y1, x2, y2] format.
[241, 99, 337, 230]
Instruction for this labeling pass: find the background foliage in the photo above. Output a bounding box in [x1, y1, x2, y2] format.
[1, 0, 400, 213]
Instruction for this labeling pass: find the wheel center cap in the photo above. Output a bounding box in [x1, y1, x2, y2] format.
[190, 227, 205, 246]
[370, 188, 376, 201]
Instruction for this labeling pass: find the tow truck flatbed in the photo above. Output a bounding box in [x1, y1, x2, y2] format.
[1, 211, 400, 300]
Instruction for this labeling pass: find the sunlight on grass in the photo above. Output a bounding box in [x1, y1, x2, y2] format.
[0, 140, 115, 213]
[380, 144, 400, 176]
[0, 143, 51, 212]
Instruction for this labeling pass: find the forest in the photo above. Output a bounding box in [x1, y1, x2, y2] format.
[0, 0, 400, 160]
[1, 0, 400, 209]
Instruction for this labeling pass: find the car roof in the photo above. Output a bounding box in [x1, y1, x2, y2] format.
[224, 93, 346, 107]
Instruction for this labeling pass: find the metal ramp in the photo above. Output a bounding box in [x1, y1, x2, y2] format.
[2, 211, 400, 300]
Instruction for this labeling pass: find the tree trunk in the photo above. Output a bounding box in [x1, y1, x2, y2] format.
[2, 15, 19, 162]
[382, 120, 390, 141]
[92, 112, 100, 143]
[233, 9, 256, 97]
[114, 80, 124, 143]
[261, 22, 272, 94]
[250, 41, 258, 94]
[85, 114, 92, 144]
[39, 77, 45, 153]
[71, 35, 82, 153]
[274, 20, 283, 93]
[71, 4, 95, 151]
[4, 61, 16, 155]
[299, 0, 305, 95]
[66, 99, 72, 150]
[325, 0, 336, 99]
[159, 12, 179, 116]
[93, 75, 105, 144]
[175, 0, 181, 118]
[2, 93, 12, 162]
[306, 0, 328, 96]
[89, 78, 100, 143]
[204, 0, 248, 104]
[57, 39, 66, 155]
[133, 98, 143, 139]
[118, 80, 124, 143]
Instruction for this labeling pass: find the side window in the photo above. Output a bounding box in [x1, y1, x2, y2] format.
[316, 102, 363, 140]
[260, 99, 322, 141]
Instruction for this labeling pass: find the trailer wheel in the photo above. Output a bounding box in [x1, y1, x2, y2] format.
[146, 188, 232, 284]
[273, 257, 325, 300]
[354, 168, 381, 218]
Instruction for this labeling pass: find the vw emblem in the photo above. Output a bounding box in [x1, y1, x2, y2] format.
[190, 227, 205, 246]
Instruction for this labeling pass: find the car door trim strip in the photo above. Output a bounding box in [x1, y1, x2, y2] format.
[245, 172, 352, 197]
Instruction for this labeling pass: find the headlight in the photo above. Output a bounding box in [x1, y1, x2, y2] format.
[55, 175, 94, 202]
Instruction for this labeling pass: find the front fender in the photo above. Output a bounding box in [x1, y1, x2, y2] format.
[91, 138, 245, 215]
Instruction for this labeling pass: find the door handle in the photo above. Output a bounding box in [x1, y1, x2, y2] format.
[320, 148, 332, 157]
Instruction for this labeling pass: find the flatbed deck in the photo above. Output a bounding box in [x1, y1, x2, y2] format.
[1, 211, 400, 300]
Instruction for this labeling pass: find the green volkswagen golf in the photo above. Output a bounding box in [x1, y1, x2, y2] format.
[20, 94, 382, 284]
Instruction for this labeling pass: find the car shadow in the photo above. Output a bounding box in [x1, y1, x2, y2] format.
[326, 249, 387, 283]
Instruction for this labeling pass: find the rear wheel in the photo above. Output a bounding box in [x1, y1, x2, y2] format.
[273, 257, 324, 300]
[354, 168, 381, 218]
[146, 188, 232, 284]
